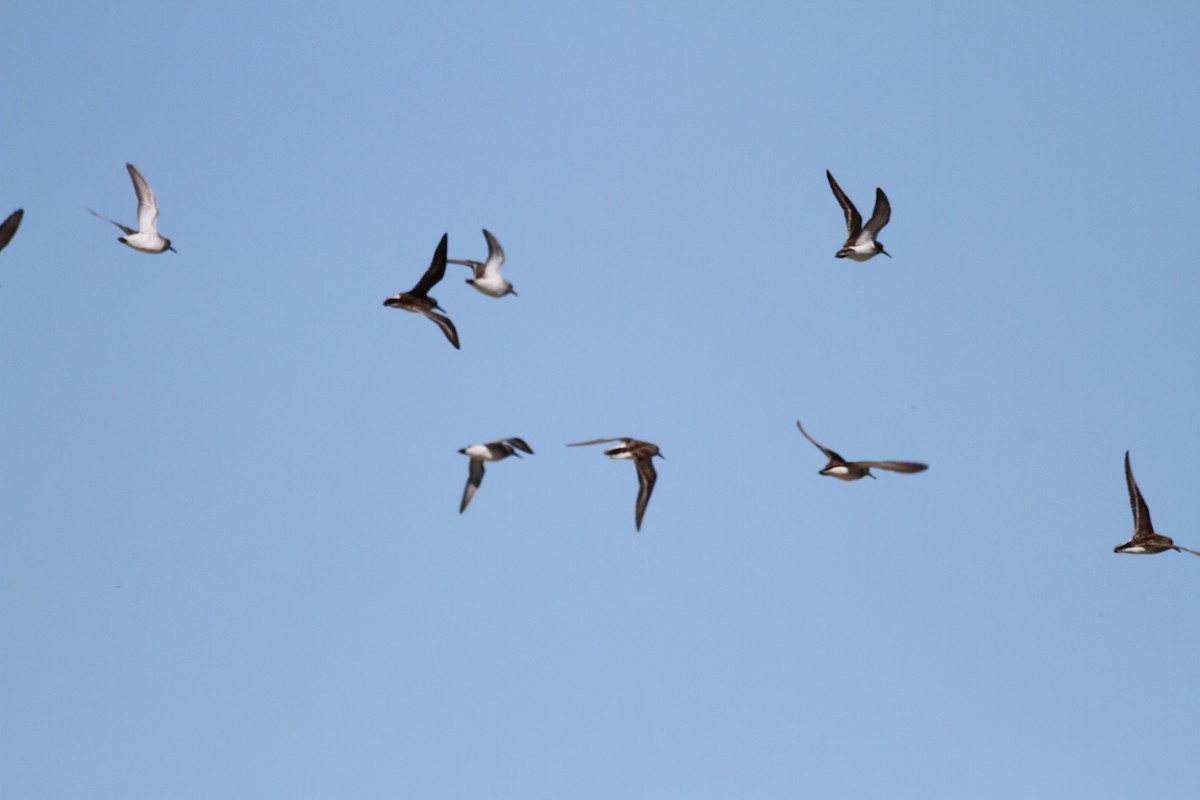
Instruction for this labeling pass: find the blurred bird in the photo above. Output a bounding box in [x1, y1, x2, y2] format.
[448, 228, 516, 297]
[458, 438, 534, 513]
[796, 420, 926, 480]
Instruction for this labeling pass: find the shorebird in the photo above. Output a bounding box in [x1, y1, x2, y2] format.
[1114, 451, 1200, 556]
[458, 437, 534, 513]
[0, 208, 23, 253]
[383, 233, 460, 349]
[796, 420, 927, 481]
[826, 170, 890, 261]
[568, 438, 663, 530]
[448, 228, 516, 298]
[89, 163, 176, 253]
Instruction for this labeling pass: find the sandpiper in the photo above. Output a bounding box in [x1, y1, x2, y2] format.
[796, 420, 926, 481]
[458, 438, 534, 513]
[448, 228, 516, 298]
[383, 233, 460, 349]
[1114, 451, 1200, 556]
[0, 208, 23, 253]
[89, 163, 176, 253]
[826, 170, 890, 261]
[568, 437, 663, 530]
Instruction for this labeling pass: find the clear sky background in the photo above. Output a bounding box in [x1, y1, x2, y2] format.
[3, 2, 1198, 798]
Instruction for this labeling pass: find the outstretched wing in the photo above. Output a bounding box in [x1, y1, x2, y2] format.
[0, 208, 23, 252]
[88, 208, 135, 236]
[634, 456, 658, 531]
[126, 163, 160, 234]
[862, 187, 891, 237]
[505, 437, 534, 455]
[460, 458, 486, 513]
[411, 233, 450, 297]
[1125, 451, 1154, 538]
[567, 438, 628, 447]
[795, 420, 844, 463]
[856, 460, 927, 474]
[826, 170, 862, 239]
[419, 307, 460, 349]
[480, 229, 506, 277]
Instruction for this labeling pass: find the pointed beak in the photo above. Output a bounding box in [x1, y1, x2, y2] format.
[169, 245, 178, 253]
[880, 248, 891, 258]
[510, 289, 519, 297]
[656, 453, 665, 460]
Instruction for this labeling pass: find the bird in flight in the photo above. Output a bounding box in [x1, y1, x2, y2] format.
[89, 163, 176, 253]
[448, 228, 516, 298]
[826, 170, 890, 261]
[383, 233, 460, 349]
[568, 437, 663, 530]
[1113, 451, 1200, 556]
[795, 420, 926, 481]
[457, 438, 534, 513]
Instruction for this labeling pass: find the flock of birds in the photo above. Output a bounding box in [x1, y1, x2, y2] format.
[0, 164, 1194, 553]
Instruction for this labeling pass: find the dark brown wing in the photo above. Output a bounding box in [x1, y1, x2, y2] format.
[863, 187, 891, 236]
[460, 458, 485, 513]
[856, 461, 927, 474]
[505, 438, 534, 455]
[420, 307, 460, 349]
[634, 456, 658, 531]
[0, 208, 23, 252]
[567, 438, 628, 447]
[826, 170, 862, 239]
[1125, 451, 1154, 538]
[410, 233, 449, 297]
[796, 420, 846, 464]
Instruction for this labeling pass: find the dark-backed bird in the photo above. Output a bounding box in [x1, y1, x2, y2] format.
[89, 163, 176, 253]
[568, 437, 663, 530]
[796, 420, 926, 481]
[383, 233, 460, 349]
[458, 438, 533, 513]
[826, 169, 890, 261]
[1113, 451, 1200, 556]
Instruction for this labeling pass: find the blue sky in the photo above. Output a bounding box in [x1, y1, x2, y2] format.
[3, 3, 1199, 797]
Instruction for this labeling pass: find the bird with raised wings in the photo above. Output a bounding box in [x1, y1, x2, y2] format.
[1113, 451, 1200, 556]
[89, 163, 176, 254]
[826, 169, 890, 261]
[383, 233, 460, 349]
[448, 228, 516, 298]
